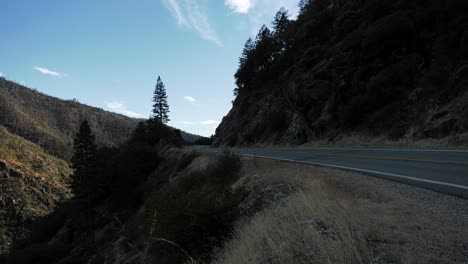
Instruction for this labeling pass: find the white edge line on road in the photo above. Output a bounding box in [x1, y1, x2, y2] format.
[240, 154, 468, 191]
[243, 147, 468, 153]
[195, 146, 468, 153]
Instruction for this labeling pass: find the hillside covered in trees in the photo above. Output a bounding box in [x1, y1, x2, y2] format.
[215, 0, 468, 146]
[0, 74, 206, 261]
[1, 97, 249, 263]
[0, 125, 71, 254]
[0, 78, 201, 158]
[0, 78, 139, 159]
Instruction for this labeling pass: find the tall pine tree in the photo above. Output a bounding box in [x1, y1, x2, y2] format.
[234, 37, 256, 94]
[152, 76, 170, 124]
[253, 25, 274, 72]
[71, 120, 97, 242]
[272, 7, 291, 55]
[71, 120, 97, 199]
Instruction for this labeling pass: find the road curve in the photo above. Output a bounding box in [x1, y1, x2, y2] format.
[193, 146, 468, 199]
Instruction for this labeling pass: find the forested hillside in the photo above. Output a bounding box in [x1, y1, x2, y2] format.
[1, 113, 247, 263]
[215, 0, 468, 146]
[0, 76, 203, 261]
[0, 78, 139, 159]
[0, 126, 71, 254]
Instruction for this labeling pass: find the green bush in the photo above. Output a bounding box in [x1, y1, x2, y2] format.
[109, 142, 161, 212]
[146, 151, 247, 260]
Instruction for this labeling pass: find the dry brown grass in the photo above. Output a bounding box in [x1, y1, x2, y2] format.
[250, 132, 468, 149]
[214, 180, 372, 264]
[298, 132, 468, 148]
[213, 157, 468, 264]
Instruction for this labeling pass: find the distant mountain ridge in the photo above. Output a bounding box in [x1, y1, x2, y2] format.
[0, 78, 201, 159]
[0, 78, 139, 159]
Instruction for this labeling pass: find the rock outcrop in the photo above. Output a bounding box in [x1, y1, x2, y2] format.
[215, 0, 468, 146]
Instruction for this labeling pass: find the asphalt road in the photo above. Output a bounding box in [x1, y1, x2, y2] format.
[193, 146, 468, 199]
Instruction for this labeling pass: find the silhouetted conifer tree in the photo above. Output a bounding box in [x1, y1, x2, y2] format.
[152, 76, 170, 124]
[272, 7, 291, 54]
[251, 25, 275, 76]
[298, 0, 311, 14]
[71, 120, 97, 243]
[234, 38, 256, 94]
[131, 121, 148, 142]
[234, 26, 274, 96]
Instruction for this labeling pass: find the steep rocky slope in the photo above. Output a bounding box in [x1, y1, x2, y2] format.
[215, 0, 468, 146]
[0, 78, 139, 159]
[0, 126, 71, 254]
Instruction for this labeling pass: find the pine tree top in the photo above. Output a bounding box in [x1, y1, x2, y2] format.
[152, 75, 170, 124]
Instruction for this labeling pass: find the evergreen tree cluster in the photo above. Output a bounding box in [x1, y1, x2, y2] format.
[234, 7, 292, 95]
[68, 76, 180, 241]
[234, 1, 347, 96]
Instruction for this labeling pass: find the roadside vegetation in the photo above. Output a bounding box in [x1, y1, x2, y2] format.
[215, 186, 371, 264]
[2, 76, 247, 264]
[212, 158, 468, 264]
[3, 127, 467, 263]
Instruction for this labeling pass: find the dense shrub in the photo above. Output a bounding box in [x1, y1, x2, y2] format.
[108, 142, 161, 212]
[146, 151, 247, 261]
[105, 118, 185, 213]
[194, 136, 213, 145]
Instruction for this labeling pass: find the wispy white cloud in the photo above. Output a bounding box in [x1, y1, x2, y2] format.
[105, 101, 143, 118]
[166, 0, 189, 26]
[225, 0, 253, 13]
[184, 96, 196, 103]
[186, 0, 223, 47]
[106, 101, 123, 109]
[0, 72, 3, 77]
[163, 0, 223, 47]
[33, 66, 67, 77]
[173, 120, 195, 125]
[225, 0, 299, 35]
[200, 120, 220, 126]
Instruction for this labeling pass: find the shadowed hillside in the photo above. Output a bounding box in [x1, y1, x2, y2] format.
[215, 0, 468, 146]
[0, 126, 71, 254]
[0, 78, 139, 159]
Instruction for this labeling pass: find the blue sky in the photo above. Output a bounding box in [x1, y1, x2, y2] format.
[1, 0, 299, 136]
